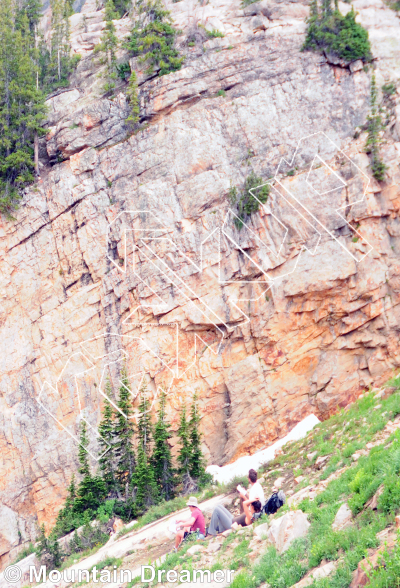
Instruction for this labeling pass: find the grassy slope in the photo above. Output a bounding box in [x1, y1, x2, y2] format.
[125, 375, 400, 588]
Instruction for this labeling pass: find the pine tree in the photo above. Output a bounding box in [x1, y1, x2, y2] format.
[133, 440, 159, 511]
[177, 403, 196, 494]
[137, 384, 153, 454]
[65, 474, 77, 509]
[188, 393, 211, 487]
[125, 69, 139, 126]
[365, 74, 387, 181]
[94, 0, 119, 93]
[78, 420, 90, 478]
[74, 420, 106, 513]
[38, 0, 79, 94]
[98, 382, 119, 497]
[0, 0, 46, 216]
[132, 384, 159, 510]
[114, 367, 136, 496]
[152, 388, 176, 501]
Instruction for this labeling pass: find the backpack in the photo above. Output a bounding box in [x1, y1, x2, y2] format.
[263, 490, 285, 515]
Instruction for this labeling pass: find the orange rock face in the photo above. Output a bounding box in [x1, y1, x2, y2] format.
[1, 0, 400, 571]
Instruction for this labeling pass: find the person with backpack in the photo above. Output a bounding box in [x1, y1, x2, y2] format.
[233, 469, 265, 526]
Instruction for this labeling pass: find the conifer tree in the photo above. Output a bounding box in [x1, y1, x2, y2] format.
[137, 384, 153, 454]
[132, 385, 159, 509]
[65, 474, 77, 509]
[74, 420, 106, 513]
[38, 0, 79, 93]
[189, 393, 211, 487]
[133, 440, 159, 510]
[0, 0, 46, 216]
[152, 387, 176, 501]
[98, 381, 120, 497]
[94, 0, 119, 93]
[177, 403, 195, 493]
[365, 74, 387, 181]
[126, 69, 139, 126]
[114, 367, 136, 495]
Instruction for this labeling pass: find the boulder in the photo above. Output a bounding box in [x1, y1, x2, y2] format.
[349, 60, 363, 73]
[332, 503, 352, 531]
[267, 510, 310, 553]
[274, 477, 285, 488]
[253, 523, 269, 540]
[292, 561, 336, 587]
[187, 545, 205, 555]
[112, 517, 125, 533]
[307, 451, 317, 461]
[207, 541, 221, 554]
[314, 455, 330, 470]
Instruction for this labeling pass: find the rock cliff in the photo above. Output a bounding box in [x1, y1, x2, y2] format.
[0, 0, 400, 570]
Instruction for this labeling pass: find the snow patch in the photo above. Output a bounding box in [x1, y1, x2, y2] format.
[206, 414, 320, 484]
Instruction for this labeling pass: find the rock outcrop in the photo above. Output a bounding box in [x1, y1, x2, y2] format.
[0, 0, 400, 569]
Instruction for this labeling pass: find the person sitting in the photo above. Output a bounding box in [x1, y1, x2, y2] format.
[175, 497, 205, 550]
[207, 504, 233, 536]
[237, 469, 265, 515]
[232, 499, 262, 528]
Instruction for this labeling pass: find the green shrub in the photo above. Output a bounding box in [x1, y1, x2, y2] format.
[229, 171, 270, 229]
[365, 75, 387, 181]
[126, 0, 184, 76]
[206, 29, 224, 38]
[378, 475, 400, 514]
[302, 0, 371, 63]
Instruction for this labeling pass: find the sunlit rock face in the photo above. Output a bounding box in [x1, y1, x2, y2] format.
[0, 0, 400, 569]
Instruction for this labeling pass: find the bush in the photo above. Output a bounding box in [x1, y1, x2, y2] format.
[378, 476, 400, 514]
[229, 171, 270, 229]
[302, 0, 371, 63]
[126, 0, 183, 76]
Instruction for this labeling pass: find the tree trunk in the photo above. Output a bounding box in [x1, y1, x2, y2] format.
[34, 132, 39, 175]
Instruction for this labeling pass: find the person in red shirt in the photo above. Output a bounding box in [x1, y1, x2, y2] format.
[174, 497, 205, 550]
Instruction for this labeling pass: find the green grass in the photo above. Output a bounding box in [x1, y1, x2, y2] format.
[12, 543, 36, 563]
[226, 385, 400, 588]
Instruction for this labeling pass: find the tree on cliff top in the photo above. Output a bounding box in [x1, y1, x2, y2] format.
[302, 0, 371, 63]
[0, 0, 46, 217]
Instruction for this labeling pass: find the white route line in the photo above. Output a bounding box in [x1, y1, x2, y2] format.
[37, 131, 376, 458]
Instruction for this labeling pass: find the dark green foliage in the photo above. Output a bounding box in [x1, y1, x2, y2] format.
[113, 0, 132, 18]
[38, 0, 80, 94]
[0, 0, 46, 217]
[73, 421, 107, 514]
[93, 0, 119, 93]
[177, 403, 194, 493]
[126, 69, 140, 126]
[133, 388, 159, 510]
[152, 387, 176, 501]
[228, 170, 270, 229]
[302, 0, 371, 63]
[35, 524, 63, 568]
[365, 75, 387, 181]
[114, 367, 136, 494]
[98, 385, 119, 497]
[126, 0, 184, 76]
[116, 61, 131, 79]
[189, 392, 211, 487]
